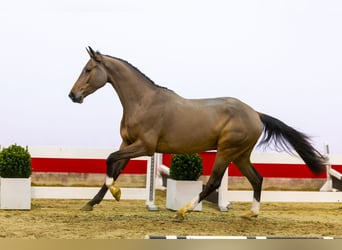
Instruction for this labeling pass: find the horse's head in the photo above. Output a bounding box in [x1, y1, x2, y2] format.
[69, 47, 108, 103]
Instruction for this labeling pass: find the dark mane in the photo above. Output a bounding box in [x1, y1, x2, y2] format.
[104, 54, 170, 91]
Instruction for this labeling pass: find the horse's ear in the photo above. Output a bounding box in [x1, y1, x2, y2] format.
[86, 46, 94, 57]
[86, 46, 102, 63]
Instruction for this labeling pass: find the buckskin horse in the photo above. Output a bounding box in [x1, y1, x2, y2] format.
[69, 47, 326, 220]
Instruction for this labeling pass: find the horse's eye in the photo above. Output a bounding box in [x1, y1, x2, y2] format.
[85, 68, 91, 73]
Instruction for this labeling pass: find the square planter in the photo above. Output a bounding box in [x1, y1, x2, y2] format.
[166, 178, 202, 211]
[0, 177, 31, 210]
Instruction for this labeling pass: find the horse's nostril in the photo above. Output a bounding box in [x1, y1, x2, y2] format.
[69, 92, 76, 101]
[69, 91, 83, 103]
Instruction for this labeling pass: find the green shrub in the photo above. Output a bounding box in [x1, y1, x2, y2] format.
[0, 144, 32, 178]
[169, 153, 203, 181]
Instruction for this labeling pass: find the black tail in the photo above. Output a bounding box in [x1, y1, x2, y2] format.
[258, 113, 327, 174]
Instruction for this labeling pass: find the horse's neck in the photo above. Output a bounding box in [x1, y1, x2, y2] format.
[105, 57, 158, 113]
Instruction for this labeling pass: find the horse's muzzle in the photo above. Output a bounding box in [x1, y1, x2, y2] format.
[68, 91, 82, 103]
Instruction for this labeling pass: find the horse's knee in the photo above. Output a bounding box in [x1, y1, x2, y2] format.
[106, 156, 128, 178]
[106, 153, 115, 166]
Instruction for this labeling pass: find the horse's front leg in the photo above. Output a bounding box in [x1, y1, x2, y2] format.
[80, 158, 129, 211]
[81, 141, 151, 211]
[105, 157, 129, 202]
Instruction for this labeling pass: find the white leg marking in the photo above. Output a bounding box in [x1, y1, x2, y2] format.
[187, 196, 200, 211]
[251, 198, 260, 215]
[105, 176, 114, 187]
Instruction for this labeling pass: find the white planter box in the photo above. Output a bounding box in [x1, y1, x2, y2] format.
[166, 178, 202, 211]
[0, 177, 31, 210]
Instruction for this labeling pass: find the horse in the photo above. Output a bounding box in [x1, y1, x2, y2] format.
[69, 47, 327, 220]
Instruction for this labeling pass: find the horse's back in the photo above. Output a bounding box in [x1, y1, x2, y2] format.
[155, 95, 263, 154]
[189, 96, 262, 130]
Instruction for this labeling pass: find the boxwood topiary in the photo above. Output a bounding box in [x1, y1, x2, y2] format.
[169, 153, 203, 181]
[0, 144, 32, 178]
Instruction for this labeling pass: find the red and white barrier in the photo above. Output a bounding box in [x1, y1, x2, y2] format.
[25, 147, 342, 205]
[28, 147, 159, 210]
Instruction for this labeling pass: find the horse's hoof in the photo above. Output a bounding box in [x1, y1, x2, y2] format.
[173, 209, 186, 222]
[241, 211, 258, 220]
[173, 213, 185, 222]
[109, 186, 121, 201]
[80, 204, 93, 211]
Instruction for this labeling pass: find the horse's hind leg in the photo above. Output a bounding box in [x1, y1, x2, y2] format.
[234, 156, 263, 219]
[175, 154, 230, 220]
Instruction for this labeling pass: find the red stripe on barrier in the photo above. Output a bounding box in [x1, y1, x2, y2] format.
[229, 163, 327, 178]
[31, 153, 342, 178]
[162, 153, 340, 179]
[31, 158, 147, 174]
